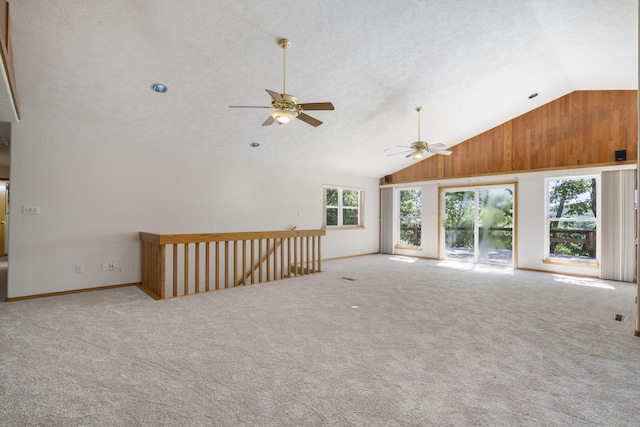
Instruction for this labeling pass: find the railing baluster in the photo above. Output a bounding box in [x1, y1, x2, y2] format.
[173, 244, 178, 298]
[318, 236, 322, 273]
[195, 242, 200, 294]
[225, 241, 229, 289]
[249, 239, 256, 285]
[242, 240, 247, 286]
[266, 239, 268, 282]
[234, 240, 238, 287]
[312, 236, 316, 273]
[159, 244, 166, 299]
[287, 237, 292, 278]
[215, 241, 220, 291]
[258, 239, 263, 283]
[280, 238, 285, 279]
[304, 236, 313, 274]
[184, 243, 189, 296]
[205, 242, 210, 292]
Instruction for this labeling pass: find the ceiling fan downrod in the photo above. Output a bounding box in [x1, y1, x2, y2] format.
[278, 38, 290, 95]
[416, 106, 422, 142]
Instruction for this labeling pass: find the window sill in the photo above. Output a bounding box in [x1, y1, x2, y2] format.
[395, 245, 422, 251]
[326, 226, 366, 231]
[542, 258, 599, 269]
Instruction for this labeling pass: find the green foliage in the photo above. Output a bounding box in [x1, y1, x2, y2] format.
[444, 188, 514, 250]
[548, 178, 596, 219]
[444, 191, 474, 230]
[548, 178, 597, 258]
[399, 189, 422, 246]
[342, 189, 359, 207]
[326, 188, 338, 206]
[326, 207, 338, 226]
[343, 208, 358, 226]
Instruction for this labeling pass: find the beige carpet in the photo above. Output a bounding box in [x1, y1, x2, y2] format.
[1, 254, 639, 426]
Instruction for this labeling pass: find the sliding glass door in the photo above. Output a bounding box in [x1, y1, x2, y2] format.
[442, 185, 514, 266]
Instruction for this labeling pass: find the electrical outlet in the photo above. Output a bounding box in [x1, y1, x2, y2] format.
[76, 264, 84, 273]
[102, 263, 109, 271]
[109, 262, 116, 270]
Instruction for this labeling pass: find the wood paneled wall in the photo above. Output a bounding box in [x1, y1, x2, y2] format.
[383, 91, 637, 185]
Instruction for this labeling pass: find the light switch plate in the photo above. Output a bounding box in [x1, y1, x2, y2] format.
[22, 206, 40, 215]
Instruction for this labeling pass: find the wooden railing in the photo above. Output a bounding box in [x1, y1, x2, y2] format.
[139, 228, 325, 300]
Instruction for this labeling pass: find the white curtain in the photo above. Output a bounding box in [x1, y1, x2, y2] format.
[380, 187, 394, 254]
[600, 169, 636, 282]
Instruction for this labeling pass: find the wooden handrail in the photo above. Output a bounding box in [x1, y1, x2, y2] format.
[140, 229, 324, 245]
[139, 228, 325, 300]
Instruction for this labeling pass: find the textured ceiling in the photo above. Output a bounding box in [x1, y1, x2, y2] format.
[8, 0, 638, 178]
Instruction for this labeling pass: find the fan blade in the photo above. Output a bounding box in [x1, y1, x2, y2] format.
[261, 116, 276, 126]
[429, 143, 446, 149]
[431, 149, 452, 155]
[266, 89, 284, 103]
[387, 150, 412, 157]
[396, 145, 413, 149]
[297, 112, 323, 127]
[298, 102, 335, 111]
[229, 106, 269, 108]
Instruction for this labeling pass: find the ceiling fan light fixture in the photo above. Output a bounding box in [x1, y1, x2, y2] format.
[271, 109, 298, 124]
[412, 151, 424, 159]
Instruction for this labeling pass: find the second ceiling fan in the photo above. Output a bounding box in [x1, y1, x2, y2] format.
[229, 39, 334, 127]
[390, 107, 452, 159]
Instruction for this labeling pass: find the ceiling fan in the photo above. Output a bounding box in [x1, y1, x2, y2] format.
[229, 38, 334, 127]
[389, 107, 452, 159]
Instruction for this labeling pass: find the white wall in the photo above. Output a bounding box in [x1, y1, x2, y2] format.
[7, 121, 379, 298]
[388, 165, 635, 277]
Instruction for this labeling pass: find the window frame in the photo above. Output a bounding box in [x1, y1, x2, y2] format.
[397, 187, 422, 248]
[544, 175, 600, 265]
[322, 186, 364, 228]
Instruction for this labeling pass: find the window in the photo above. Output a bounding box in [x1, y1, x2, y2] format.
[399, 188, 422, 247]
[546, 176, 598, 263]
[323, 186, 363, 227]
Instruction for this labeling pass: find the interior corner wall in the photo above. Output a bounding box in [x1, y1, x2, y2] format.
[7, 121, 380, 299]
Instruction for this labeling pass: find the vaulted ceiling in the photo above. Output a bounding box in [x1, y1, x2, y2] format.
[8, 0, 638, 178]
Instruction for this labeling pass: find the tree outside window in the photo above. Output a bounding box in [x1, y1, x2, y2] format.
[547, 177, 597, 261]
[399, 188, 422, 246]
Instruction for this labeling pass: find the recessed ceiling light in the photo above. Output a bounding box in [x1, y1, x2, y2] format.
[350, 305, 360, 309]
[250, 142, 260, 148]
[528, 92, 538, 99]
[151, 83, 167, 93]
